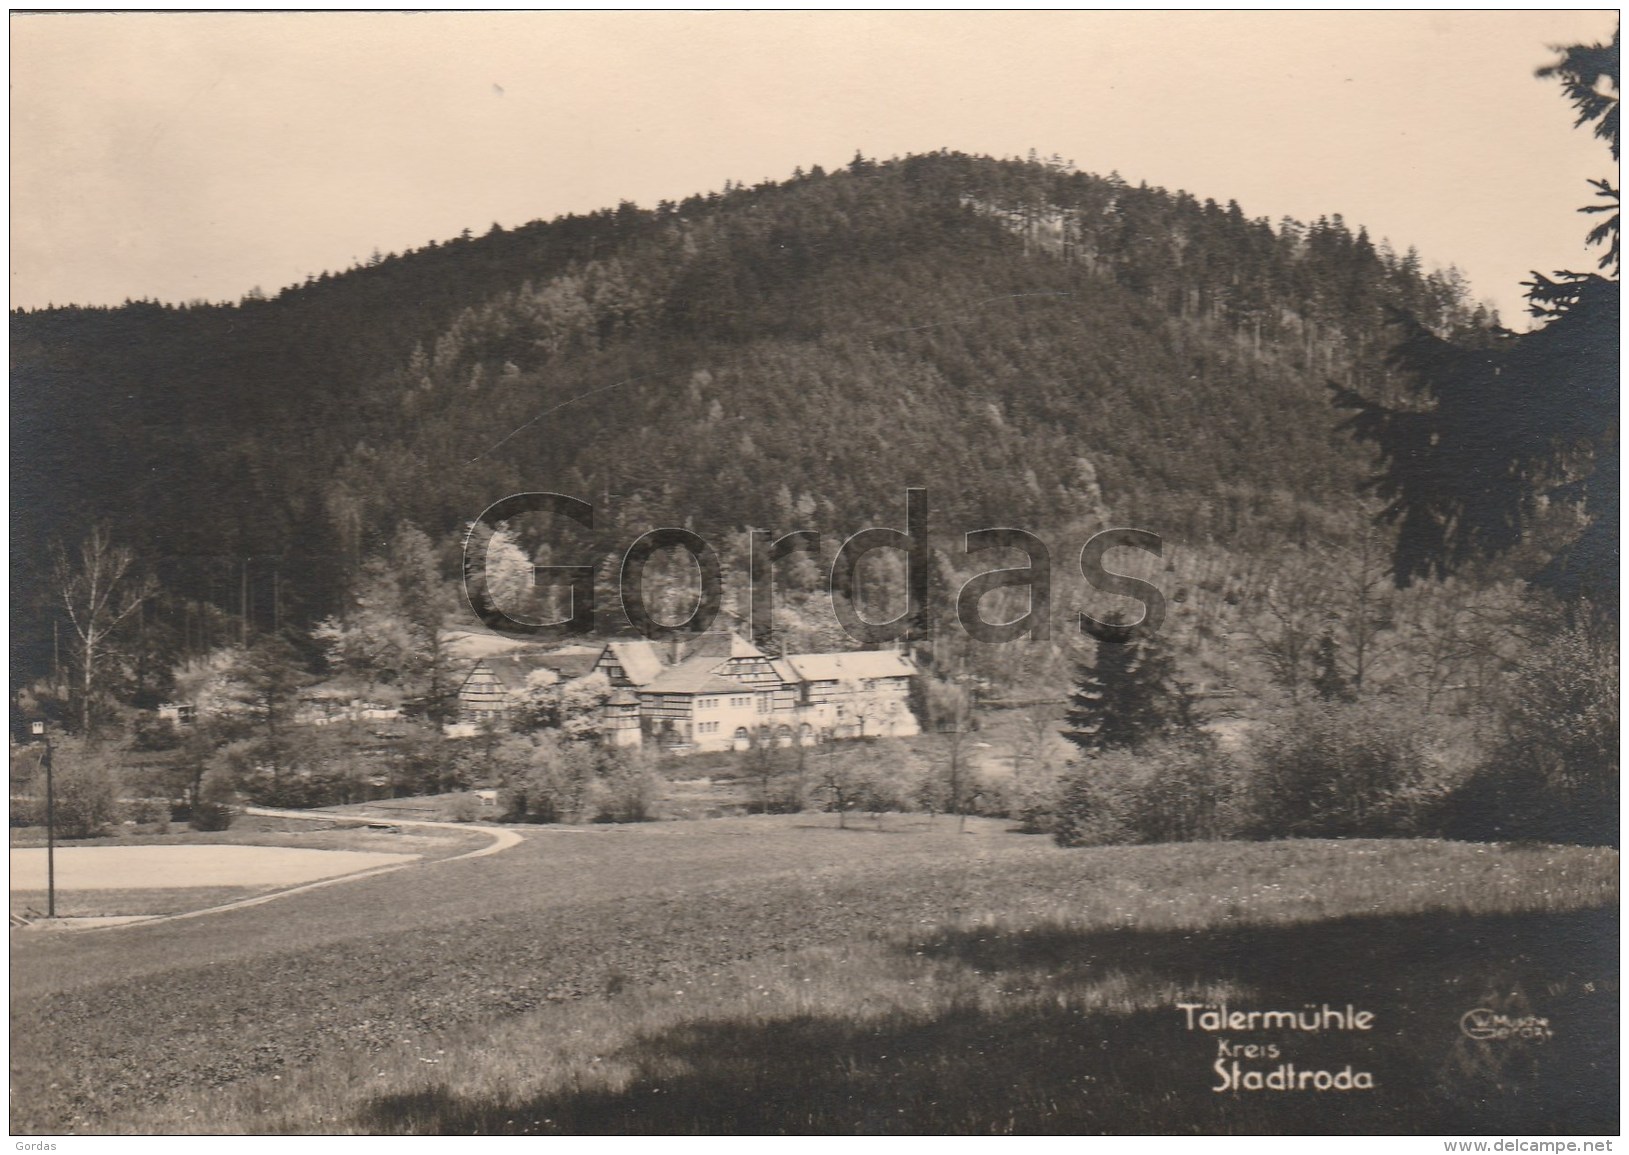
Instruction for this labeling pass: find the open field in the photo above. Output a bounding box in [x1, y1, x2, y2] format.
[10, 845, 420, 891]
[9, 817, 1617, 1135]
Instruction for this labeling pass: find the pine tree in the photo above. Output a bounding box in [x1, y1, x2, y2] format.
[1334, 30, 1619, 611]
[1061, 634, 1192, 753]
[1311, 628, 1353, 702]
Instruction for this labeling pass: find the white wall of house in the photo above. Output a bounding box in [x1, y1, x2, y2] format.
[687, 692, 762, 752]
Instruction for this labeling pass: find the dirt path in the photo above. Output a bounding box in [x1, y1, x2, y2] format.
[138, 807, 527, 924]
[243, 806, 524, 860]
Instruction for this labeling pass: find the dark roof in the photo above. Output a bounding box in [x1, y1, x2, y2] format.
[481, 650, 600, 688]
[676, 632, 765, 661]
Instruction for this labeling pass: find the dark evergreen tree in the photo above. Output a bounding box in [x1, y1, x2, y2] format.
[1311, 628, 1353, 702]
[1335, 30, 1619, 611]
[1062, 633, 1193, 753]
[222, 635, 316, 802]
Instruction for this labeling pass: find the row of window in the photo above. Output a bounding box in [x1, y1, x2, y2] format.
[695, 722, 754, 738]
[694, 695, 759, 710]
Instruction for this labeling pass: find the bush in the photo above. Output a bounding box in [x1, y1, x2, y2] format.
[809, 744, 925, 825]
[593, 749, 664, 824]
[130, 715, 183, 752]
[126, 797, 166, 824]
[500, 735, 596, 824]
[1437, 626, 1618, 845]
[189, 775, 236, 832]
[189, 800, 234, 832]
[1005, 759, 1062, 834]
[1050, 770, 1097, 848]
[1241, 700, 1438, 838]
[19, 738, 127, 839]
[54, 774, 123, 839]
[1052, 735, 1237, 847]
[759, 760, 811, 814]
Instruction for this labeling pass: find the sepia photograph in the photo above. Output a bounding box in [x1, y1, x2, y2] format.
[9, 8, 1620, 1140]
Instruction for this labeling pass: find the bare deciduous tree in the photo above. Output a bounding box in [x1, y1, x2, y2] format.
[1240, 554, 1326, 703]
[52, 525, 157, 734]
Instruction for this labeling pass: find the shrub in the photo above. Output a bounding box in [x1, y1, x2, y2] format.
[127, 798, 166, 824]
[189, 775, 236, 832]
[1052, 735, 1237, 847]
[22, 738, 127, 839]
[130, 715, 184, 752]
[593, 749, 664, 824]
[500, 736, 596, 824]
[762, 758, 812, 814]
[1438, 625, 1618, 845]
[1006, 759, 1062, 834]
[1241, 700, 1437, 838]
[54, 774, 122, 838]
[1050, 769, 1098, 848]
[189, 801, 234, 832]
[809, 744, 924, 826]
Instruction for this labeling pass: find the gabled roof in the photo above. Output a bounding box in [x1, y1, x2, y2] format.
[677, 631, 765, 661]
[769, 657, 800, 685]
[602, 640, 666, 685]
[479, 650, 601, 688]
[640, 660, 742, 695]
[784, 650, 917, 682]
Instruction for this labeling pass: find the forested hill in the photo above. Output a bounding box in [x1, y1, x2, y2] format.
[12, 151, 1486, 677]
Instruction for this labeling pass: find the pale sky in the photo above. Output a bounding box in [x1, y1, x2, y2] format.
[10, 10, 1621, 325]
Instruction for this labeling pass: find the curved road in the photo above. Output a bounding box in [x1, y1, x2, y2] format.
[243, 805, 524, 860]
[63, 806, 525, 931]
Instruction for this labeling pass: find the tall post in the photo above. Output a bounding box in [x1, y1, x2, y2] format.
[45, 735, 55, 918]
[31, 722, 55, 918]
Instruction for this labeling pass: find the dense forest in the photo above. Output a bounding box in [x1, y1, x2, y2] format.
[13, 149, 1491, 685]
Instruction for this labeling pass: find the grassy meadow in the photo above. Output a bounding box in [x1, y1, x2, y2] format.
[9, 816, 1618, 1135]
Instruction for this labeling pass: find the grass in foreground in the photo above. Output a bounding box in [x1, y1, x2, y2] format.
[9, 886, 268, 919]
[17, 832, 1611, 1136]
[163, 906, 1616, 1136]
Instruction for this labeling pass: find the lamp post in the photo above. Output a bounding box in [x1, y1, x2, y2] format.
[29, 721, 55, 917]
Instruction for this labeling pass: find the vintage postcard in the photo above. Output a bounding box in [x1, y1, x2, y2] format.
[9, 9, 1619, 1142]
